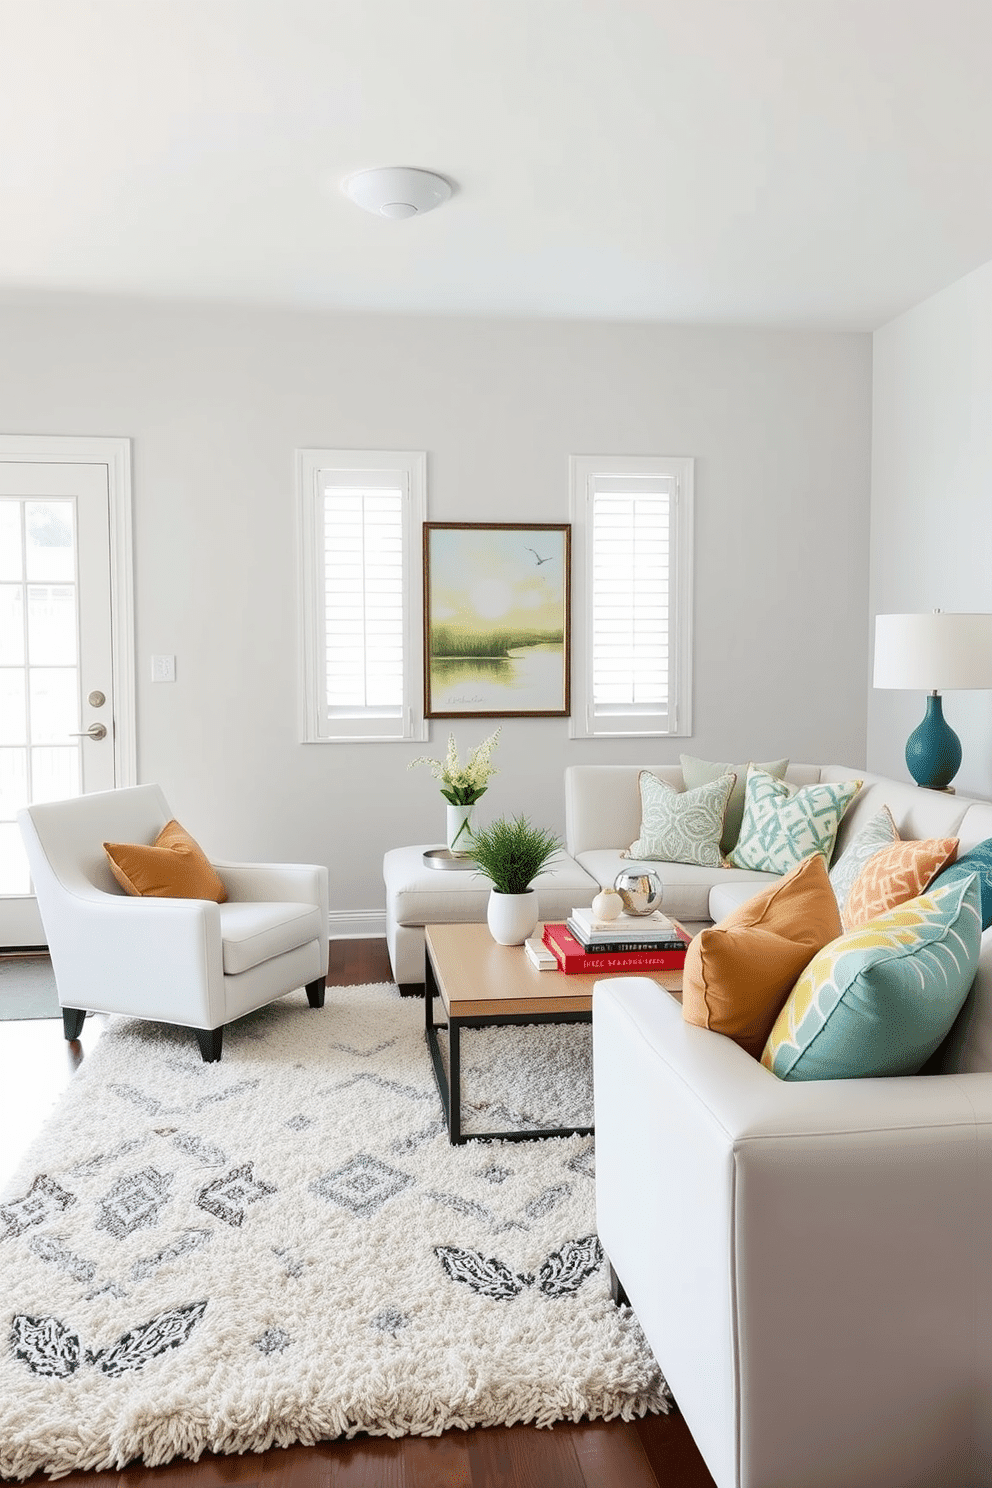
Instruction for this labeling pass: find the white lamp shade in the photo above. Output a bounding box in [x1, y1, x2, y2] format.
[873, 612, 992, 691]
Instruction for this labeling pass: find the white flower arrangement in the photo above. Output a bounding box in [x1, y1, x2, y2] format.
[409, 727, 501, 806]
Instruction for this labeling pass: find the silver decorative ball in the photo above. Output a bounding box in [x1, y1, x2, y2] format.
[613, 868, 664, 916]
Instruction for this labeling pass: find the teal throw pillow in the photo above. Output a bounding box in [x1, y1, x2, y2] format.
[930, 838, 992, 929]
[730, 769, 862, 874]
[625, 769, 736, 868]
[680, 754, 789, 855]
[828, 806, 899, 917]
[761, 876, 982, 1081]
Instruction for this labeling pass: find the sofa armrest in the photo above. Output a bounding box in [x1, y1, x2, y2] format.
[593, 977, 992, 1488]
[565, 764, 683, 856]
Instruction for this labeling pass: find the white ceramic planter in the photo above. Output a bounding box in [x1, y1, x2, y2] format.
[445, 804, 475, 856]
[487, 887, 539, 946]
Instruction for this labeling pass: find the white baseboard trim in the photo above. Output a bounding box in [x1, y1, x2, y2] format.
[328, 910, 386, 940]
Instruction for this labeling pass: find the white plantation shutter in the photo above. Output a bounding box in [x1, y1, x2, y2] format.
[298, 450, 426, 742]
[592, 479, 670, 714]
[570, 456, 693, 738]
[324, 484, 403, 715]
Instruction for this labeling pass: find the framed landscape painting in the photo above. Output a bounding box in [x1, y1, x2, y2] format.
[424, 522, 570, 718]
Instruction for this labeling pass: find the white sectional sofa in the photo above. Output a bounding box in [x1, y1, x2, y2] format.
[588, 763, 992, 1488]
[386, 760, 989, 984]
[565, 761, 833, 929]
[383, 762, 812, 986]
[565, 759, 992, 930]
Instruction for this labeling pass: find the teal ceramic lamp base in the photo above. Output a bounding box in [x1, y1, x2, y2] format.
[904, 693, 962, 790]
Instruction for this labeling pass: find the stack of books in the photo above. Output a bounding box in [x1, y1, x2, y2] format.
[524, 936, 559, 971]
[542, 907, 691, 974]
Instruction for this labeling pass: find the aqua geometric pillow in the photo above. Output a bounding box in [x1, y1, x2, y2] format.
[729, 770, 862, 874]
[930, 837, 992, 929]
[761, 876, 981, 1081]
[828, 805, 900, 916]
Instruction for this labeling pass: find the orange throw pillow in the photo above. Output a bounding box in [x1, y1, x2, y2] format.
[681, 853, 842, 1059]
[104, 819, 228, 902]
[842, 837, 958, 931]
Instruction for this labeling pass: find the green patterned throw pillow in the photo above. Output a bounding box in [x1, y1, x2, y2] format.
[625, 770, 736, 868]
[828, 805, 900, 916]
[730, 769, 862, 874]
[762, 876, 981, 1080]
[680, 754, 789, 855]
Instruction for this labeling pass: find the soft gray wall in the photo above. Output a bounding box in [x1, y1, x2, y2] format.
[869, 257, 992, 799]
[0, 296, 872, 931]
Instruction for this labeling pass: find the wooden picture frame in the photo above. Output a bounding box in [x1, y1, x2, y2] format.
[423, 522, 570, 718]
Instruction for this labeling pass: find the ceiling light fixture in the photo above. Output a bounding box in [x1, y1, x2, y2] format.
[342, 166, 452, 220]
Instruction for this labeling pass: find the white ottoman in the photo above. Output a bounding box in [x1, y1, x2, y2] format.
[382, 844, 599, 989]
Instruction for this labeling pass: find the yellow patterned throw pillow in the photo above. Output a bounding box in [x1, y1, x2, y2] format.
[104, 819, 228, 902]
[841, 836, 958, 931]
[761, 876, 981, 1081]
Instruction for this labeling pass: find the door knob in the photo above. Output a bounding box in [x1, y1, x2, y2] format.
[68, 722, 108, 741]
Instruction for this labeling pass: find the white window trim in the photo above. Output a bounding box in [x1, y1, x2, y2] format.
[297, 448, 427, 743]
[568, 454, 693, 740]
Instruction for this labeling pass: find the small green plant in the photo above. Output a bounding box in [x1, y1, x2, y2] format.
[469, 814, 562, 896]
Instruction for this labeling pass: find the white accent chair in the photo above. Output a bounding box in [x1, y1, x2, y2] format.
[18, 785, 329, 1062]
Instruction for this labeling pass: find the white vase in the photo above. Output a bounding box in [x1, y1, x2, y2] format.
[487, 887, 539, 946]
[591, 887, 624, 921]
[446, 803, 475, 856]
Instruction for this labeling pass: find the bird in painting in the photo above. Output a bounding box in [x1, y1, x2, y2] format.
[526, 547, 552, 565]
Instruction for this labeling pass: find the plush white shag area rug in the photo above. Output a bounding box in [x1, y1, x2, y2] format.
[0, 983, 668, 1479]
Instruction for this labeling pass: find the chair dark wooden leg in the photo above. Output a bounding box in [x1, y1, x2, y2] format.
[61, 1007, 86, 1040]
[305, 976, 326, 1009]
[194, 1026, 223, 1062]
[609, 1260, 630, 1308]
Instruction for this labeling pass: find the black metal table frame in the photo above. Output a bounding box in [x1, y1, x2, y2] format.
[424, 947, 593, 1144]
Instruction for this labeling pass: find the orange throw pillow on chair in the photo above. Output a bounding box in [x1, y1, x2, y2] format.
[681, 853, 842, 1059]
[104, 819, 228, 902]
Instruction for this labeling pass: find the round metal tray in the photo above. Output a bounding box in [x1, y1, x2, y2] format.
[423, 847, 478, 872]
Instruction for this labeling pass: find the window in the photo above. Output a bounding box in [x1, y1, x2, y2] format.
[298, 449, 427, 742]
[568, 455, 693, 738]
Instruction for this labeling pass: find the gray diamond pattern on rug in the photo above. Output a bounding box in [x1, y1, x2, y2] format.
[96, 1167, 174, 1239]
[311, 1154, 414, 1216]
[0, 983, 667, 1480]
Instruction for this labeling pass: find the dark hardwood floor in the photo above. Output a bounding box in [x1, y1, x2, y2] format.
[0, 939, 716, 1488]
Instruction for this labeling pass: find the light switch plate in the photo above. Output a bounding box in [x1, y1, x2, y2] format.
[151, 654, 176, 683]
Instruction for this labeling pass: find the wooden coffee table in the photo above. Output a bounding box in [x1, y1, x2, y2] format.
[424, 921, 683, 1144]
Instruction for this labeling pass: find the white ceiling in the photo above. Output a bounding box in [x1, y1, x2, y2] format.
[2, 0, 991, 330]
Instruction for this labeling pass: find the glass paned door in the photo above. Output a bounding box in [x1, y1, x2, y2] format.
[0, 462, 116, 944]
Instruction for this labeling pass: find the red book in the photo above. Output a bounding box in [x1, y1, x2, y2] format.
[542, 921, 689, 974]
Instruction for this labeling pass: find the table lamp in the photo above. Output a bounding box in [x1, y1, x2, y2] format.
[873, 612, 992, 789]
